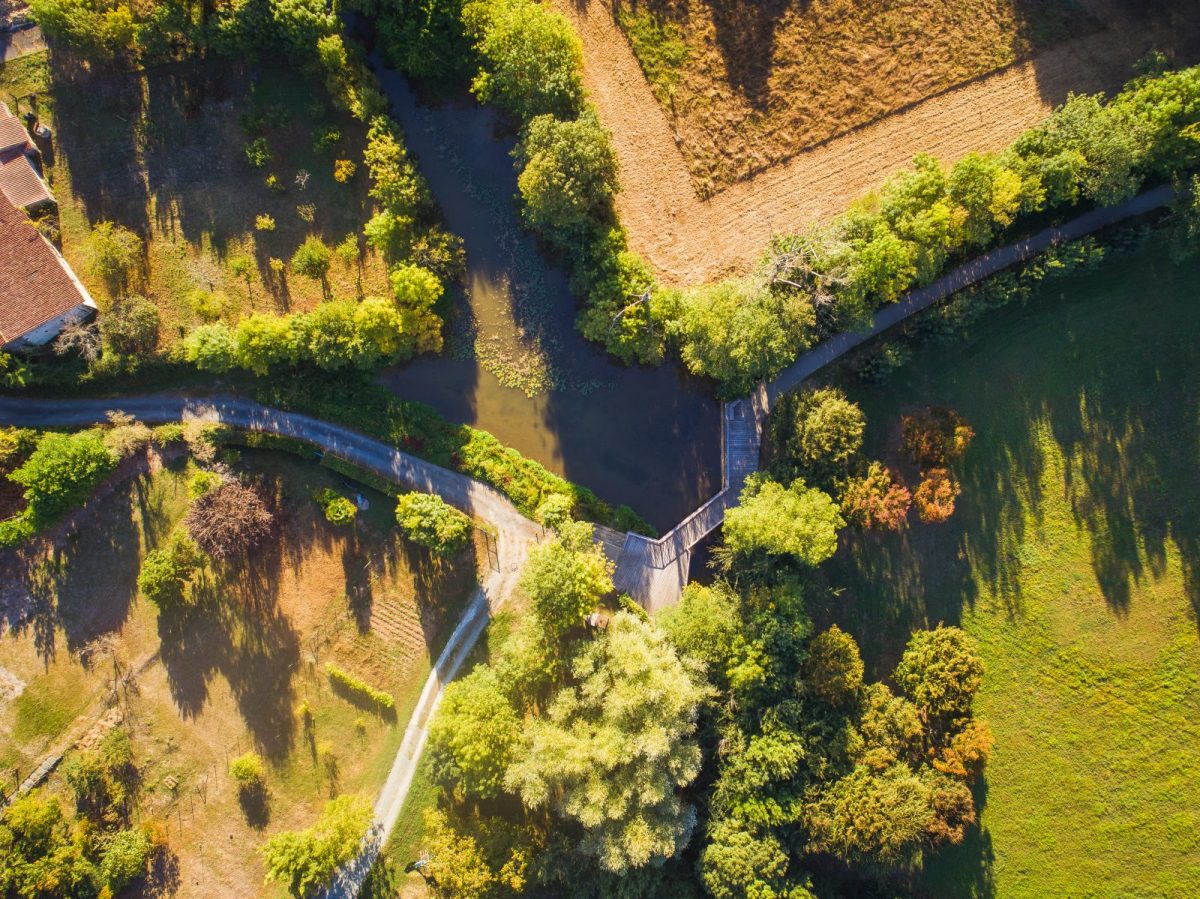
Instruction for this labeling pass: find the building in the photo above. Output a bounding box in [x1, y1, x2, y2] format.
[0, 101, 53, 212]
[0, 102, 96, 352]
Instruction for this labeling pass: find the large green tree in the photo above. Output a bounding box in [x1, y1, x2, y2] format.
[504, 611, 709, 873]
[260, 795, 371, 897]
[514, 110, 618, 247]
[723, 476, 843, 565]
[428, 666, 521, 800]
[518, 520, 613, 646]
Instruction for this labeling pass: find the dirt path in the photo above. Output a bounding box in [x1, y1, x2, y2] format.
[553, 0, 1189, 285]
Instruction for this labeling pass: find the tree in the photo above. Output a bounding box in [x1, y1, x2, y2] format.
[803, 625, 863, 709]
[658, 581, 741, 682]
[388, 262, 443, 309]
[0, 794, 99, 898]
[777, 387, 865, 483]
[893, 626, 984, 728]
[803, 764, 934, 871]
[100, 295, 159, 356]
[420, 808, 529, 898]
[0, 351, 28, 389]
[700, 820, 813, 899]
[517, 520, 613, 646]
[514, 110, 618, 247]
[9, 430, 116, 520]
[28, 0, 135, 61]
[913, 468, 960, 523]
[230, 752, 267, 790]
[723, 476, 843, 565]
[99, 827, 152, 893]
[901, 406, 975, 467]
[184, 480, 275, 560]
[840, 462, 911, 530]
[670, 279, 815, 396]
[137, 531, 203, 605]
[505, 611, 709, 873]
[290, 236, 332, 282]
[86, 221, 142, 293]
[181, 322, 238, 373]
[260, 795, 371, 897]
[428, 666, 521, 800]
[463, 0, 584, 121]
[234, 313, 296, 375]
[394, 492, 471, 555]
[847, 221, 917, 304]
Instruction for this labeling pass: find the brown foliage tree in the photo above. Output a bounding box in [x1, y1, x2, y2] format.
[933, 719, 994, 783]
[913, 469, 960, 523]
[901, 407, 975, 467]
[841, 462, 912, 530]
[184, 480, 275, 560]
[925, 774, 977, 847]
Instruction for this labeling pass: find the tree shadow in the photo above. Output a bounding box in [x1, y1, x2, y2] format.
[701, 0, 790, 108]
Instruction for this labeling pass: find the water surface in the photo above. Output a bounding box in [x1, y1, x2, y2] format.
[374, 69, 720, 531]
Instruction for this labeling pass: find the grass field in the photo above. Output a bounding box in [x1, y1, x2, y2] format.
[813, 244, 1200, 897]
[0, 52, 390, 342]
[614, 0, 1091, 193]
[0, 447, 478, 897]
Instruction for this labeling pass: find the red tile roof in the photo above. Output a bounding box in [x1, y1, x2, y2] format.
[0, 201, 94, 346]
[0, 104, 51, 210]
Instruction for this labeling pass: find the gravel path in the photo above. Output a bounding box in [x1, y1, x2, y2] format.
[553, 0, 1187, 285]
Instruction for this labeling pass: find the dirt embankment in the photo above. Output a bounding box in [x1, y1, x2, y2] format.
[553, 0, 1200, 286]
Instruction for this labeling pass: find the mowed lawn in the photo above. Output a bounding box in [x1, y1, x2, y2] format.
[817, 245, 1200, 897]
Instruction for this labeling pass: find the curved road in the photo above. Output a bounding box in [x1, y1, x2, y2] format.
[0, 180, 1179, 896]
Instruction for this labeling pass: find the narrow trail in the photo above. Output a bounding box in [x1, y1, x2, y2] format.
[0, 394, 539, 899]
[552, 0, 1181, 285]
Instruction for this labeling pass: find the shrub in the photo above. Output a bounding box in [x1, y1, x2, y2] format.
[186, 467, 223, 499]
[229, 752, 266, 788]
[180, 323, 237, 373]
[101, 295, 159, 357]
[394, 492, 471, 555]
[87, 221, 142, 293]
[325, 662, 395, 711]
[333, 159, 357, 183]
[9, 430, 116, 521]
[313, 126, 341, 153]
[840, 462, 912, 531]
[316, 488, 357, 525]
[902, 407, 975, 467]
[184, 480, 275, 560]
[913, 469, 960, 523]
[137, 531, 202, 605]
[243, 136, 271, 168]
[255, 214, 276, 231]
[290, 236, 332, 280]
[150, 423, 185, 446]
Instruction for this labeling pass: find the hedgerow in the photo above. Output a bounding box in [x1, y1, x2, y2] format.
[325, 662, 395, 712]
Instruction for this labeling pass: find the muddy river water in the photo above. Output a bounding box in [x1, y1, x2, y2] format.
[373, 67, 721, 531]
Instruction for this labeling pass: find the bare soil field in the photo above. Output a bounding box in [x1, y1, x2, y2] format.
[554, 0, 1200, 284]
[615, 0, 1088, 194]
[0, 449, 478, 897]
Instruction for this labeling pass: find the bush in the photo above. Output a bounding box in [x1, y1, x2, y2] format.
[333, 159, 357, 183]
[87, 221, 142, 293]
[186, 467, 223, 499]
[101, 295, 159, 357]
[325, 662, 395, 711]
[913, 468, 960, 523]
[243, 136, 271, 168]
[901, 407, 975, 467]
[184, 480, 275, 560]
[137, 531, 203, 605]
[290, 236, 332, 281]
[8, 430, 116, 521]
[394, 492, 471, 555]
[316, 488, 357, 525]
[229, 752, 266, 788]
[255, 214, 276, 231]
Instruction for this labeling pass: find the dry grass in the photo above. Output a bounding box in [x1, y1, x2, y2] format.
[0, 53, 390, 344]
[616, 0, 1090, 194]
[0, 449, 479, 897]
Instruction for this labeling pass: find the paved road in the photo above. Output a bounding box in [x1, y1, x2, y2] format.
[0, 393, 539, 898]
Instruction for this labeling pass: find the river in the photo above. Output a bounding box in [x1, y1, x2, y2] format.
[372, 67, 720, 532]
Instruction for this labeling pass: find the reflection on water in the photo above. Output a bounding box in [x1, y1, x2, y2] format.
[373, 67, 720, 530]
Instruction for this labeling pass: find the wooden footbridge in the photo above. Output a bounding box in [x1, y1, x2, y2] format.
[596, 392, 766, 611]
